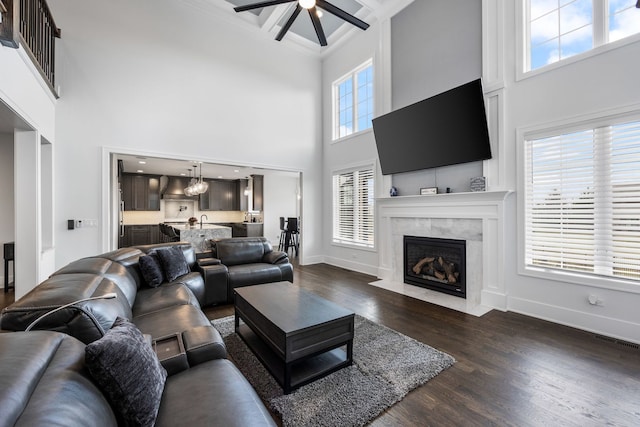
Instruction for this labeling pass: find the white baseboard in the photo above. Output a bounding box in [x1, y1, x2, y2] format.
[508, 296, 640, 345]
[482, 289, 508, 311]
[322, 256, 378, 276]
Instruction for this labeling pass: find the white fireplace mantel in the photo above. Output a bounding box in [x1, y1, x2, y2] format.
[373, 190, 514, 316]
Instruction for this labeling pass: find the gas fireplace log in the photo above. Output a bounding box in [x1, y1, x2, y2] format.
[412, 257, 435, 274]
[412, 255, 459, 284]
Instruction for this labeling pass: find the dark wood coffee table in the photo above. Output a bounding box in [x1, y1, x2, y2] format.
[234, 282, 355, 394]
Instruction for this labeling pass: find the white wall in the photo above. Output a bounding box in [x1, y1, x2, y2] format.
[48, 0, 322, 266]
[262, 174, 299, 249]
[0, 133, 14, 285]
[500, 1, 640, 343]
[321, 20, 382, 275]
[321, 0, 640, 343]
[0, 41, 57, 297]
[321, 0, 482, 275]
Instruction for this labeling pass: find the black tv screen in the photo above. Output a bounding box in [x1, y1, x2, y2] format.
[372, 79, 492, 175]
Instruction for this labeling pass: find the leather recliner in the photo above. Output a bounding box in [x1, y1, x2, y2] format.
[204, 237, 294, 302]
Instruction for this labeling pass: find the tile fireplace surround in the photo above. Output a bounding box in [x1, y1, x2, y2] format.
[372, 191, 513, 316]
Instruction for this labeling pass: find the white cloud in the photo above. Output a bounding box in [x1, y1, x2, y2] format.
[609, 7, 640, 42]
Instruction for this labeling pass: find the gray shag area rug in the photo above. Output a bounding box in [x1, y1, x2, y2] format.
[212, 315, 455, 427]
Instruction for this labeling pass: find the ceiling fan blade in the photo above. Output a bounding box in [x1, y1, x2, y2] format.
[276, 4, 303, 41]
[309, 7, 328, 46]
[234, 0, 296, 13]
[316, 0, 369, 31]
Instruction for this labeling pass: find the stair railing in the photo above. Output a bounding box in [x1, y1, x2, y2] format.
[0, 0, 60, 96]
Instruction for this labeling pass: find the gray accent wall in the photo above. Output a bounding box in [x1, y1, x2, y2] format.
[388, 0, 484, 195]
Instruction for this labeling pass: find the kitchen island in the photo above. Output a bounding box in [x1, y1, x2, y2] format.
[168, 223, 232, 252]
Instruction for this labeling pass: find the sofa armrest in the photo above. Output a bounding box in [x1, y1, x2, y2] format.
[196, 257, 221, 267]
[182, 325, 227, 366]
[263, 250, 288, 265]
[198, 264, 229, 306]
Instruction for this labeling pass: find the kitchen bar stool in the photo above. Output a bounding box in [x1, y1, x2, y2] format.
[278, 217, 287, 251]
[4, 242, 14, 293]
[285, 217, 299, 257]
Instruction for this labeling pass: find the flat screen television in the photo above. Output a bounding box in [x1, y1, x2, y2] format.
[372, 78, 492, 175]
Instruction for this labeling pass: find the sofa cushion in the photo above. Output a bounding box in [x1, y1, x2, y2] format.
[52, 257, 138, 308]
[213, 238, 266, 266]
[133, 304, 212, 340]
[0, 331, 117, 427]
[156, 359, 275, 427]
[156, 246, 190, 282]
[227, 264, 285, 287]
[139, 252, 165, 288]
[0, 274, 133, 344]
[85, 317, 167, 427]
[133, 282, 200, 317]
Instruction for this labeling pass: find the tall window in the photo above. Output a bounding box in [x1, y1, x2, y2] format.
[527, 0, 640, 71]
[333, 60, 374, 140]
[524, 118, 640, 282]
[333, 167, 375, 248]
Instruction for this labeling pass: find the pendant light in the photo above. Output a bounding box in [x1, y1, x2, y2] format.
[183, 164, 209, 196]
[183, 168, 195, 196]
[194, 164, 209, 194]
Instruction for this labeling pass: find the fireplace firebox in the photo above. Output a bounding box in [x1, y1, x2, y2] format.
[404, 235, 466, 298]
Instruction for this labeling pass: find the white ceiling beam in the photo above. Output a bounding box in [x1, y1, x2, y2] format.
[258, 3, 292, 32]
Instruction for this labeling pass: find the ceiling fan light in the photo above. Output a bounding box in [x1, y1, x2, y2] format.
[299, 0, 316, 9]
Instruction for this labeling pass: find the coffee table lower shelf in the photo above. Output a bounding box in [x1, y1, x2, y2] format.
[236, 323, 351, 393]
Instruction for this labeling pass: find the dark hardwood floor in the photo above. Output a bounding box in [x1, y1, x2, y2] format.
[3, 262, 639, 426]
[205, 263, 640, 427]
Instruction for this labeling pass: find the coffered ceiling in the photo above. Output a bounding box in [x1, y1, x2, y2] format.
[212, 0, 394, 54]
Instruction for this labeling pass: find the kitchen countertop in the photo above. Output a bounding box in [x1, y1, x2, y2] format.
[170, 223, 232, 231]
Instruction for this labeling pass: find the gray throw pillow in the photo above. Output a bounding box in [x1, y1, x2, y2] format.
[138, 252, 164, 288]
[156, 246, 190, 282]
[85, 317, 167, 427]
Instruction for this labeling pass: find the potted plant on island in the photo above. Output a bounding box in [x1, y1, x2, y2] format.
[188, 217, 197, 228]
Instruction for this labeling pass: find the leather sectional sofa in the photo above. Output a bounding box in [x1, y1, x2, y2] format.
[0, 241, 277, 426]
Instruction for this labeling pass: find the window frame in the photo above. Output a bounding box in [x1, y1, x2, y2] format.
[331, 163, 376, 250]
[517, 0, 640, 80]
[332, 59, 374, 142]
[517, 106, 640, 294]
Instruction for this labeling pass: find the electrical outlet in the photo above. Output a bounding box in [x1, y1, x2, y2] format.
[74, 219, 83, 228]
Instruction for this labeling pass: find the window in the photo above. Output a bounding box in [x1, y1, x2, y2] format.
[524, 118, 640, 282]
[333, 60, 374, 140]
[333, 167, 375, 248]
[526, 0, 640, 71]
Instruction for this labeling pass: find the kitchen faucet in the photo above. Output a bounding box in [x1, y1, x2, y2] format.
[200, 214, 208, 229]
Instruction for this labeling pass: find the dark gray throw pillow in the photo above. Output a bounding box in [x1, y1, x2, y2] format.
[139, 252, 164, 288]
[85, 317, 167, 427]
[156, 246, 190, 282]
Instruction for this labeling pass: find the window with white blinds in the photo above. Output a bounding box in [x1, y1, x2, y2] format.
[524, 119, 640, 282]
[333, 167, 374, 248]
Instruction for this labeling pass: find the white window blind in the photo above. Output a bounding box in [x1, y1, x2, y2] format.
[333, 167, 374, 248]
[524, 119, 640, 281]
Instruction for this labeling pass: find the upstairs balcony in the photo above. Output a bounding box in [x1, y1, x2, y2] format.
[0, 0, 60, 96]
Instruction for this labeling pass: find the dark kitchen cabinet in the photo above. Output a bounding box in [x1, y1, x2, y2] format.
[200, 179, 241, 211]
[252, 175, 263, 211]
[232, 223, 263, 237]
[118, 224, 160, 248]
[238, 179, 249, 212]
[122, 173, 160, 211]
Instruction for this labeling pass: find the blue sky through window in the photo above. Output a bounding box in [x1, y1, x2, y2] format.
[528, 0, 639, 71]
[334, 61, 373, 140]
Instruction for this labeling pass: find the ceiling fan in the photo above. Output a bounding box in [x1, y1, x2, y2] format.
[233, 0, 369, 46]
